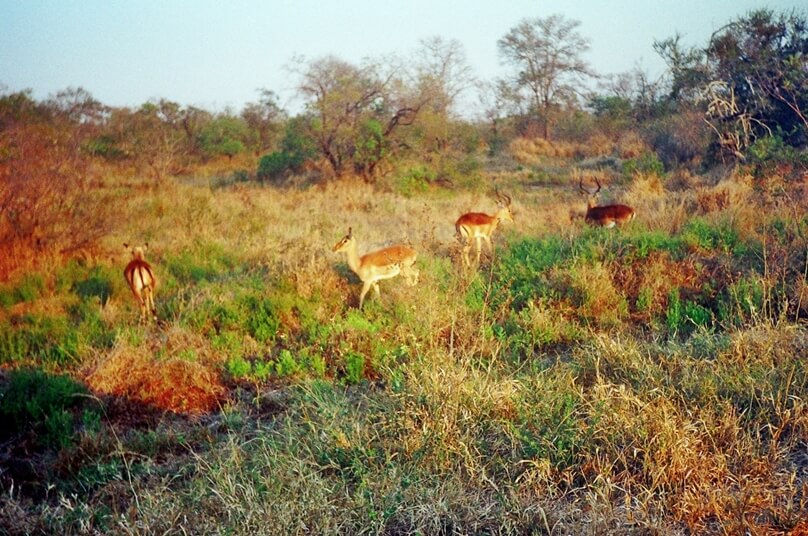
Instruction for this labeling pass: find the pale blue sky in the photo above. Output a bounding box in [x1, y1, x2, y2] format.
[1, 1, 802, 114]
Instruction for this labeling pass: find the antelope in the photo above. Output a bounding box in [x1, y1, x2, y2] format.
[455, 190, 514, 266]
[332, 228, 419, 309]
[579, 177, 635, 228]
[123, 243, 157, 323]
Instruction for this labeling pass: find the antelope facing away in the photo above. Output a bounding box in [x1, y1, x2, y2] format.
[455, 190, 514, 267]
[579, 177, 635, 228]
[332, 228, 419, 309]
[123, 243, 157, 323]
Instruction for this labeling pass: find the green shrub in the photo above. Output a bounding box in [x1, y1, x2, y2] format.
[241, 295, 280, 344]
[83, 135, 125, 160]
[561, 262, 628, 327]
[622, 151, 665, 179]
[438, 155, 485, 189]
[56, 259, 88, 293]
[684, 301, 713, 329]
[665, 288, 684, 334]
[253, 360, 273, 381]
[354, 119, 388, 178]
[746, 134, 808, 176]
[76, 459, 124, 496]
[231, 169, 250, 183]
[394, 165, 434, 197]
[182, 293, 243, 333]
[666, 288, 714, 335]
[257, 118, 315, 183]
[226, 356, 252, 379]
[646, 111, 709, 169]
[0, 368, 89, 449]
[340, 310, 380, 334]
[211, 330, 244, 361]
[275, 349, 301, 377]
[499, 302, 582, 359]
[343, 352, 366, 384]
[495, 236, 571, 310]
[257, 151, 298, 182]
[198, 116, 247, 160]
[305, 351, 327, 378]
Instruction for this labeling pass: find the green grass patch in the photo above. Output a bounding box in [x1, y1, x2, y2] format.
[0, 314, 81, 365]
[71, 265, 118, 306]
[163, 241, 240, 286]
[513, 373, 591, 470]
[0, 273, 46, 307]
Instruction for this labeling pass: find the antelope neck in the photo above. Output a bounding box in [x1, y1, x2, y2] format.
[344, 240, 362, 275]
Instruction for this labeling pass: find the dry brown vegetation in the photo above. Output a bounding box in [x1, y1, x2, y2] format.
[0, 123, 113, 277]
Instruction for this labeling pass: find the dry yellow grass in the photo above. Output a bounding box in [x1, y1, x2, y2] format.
[616, 131, 649, 159]
[3, 159, 807, 534]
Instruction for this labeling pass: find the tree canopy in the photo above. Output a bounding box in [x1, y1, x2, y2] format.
[498, 14, 592, 139]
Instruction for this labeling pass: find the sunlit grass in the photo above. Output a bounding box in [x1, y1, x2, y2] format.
[1, 165, 807, 534]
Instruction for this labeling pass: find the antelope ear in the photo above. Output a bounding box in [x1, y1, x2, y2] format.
[123, 242, 129, 249]
[144, 243, 149, 250]
[347, 227, 352, 237]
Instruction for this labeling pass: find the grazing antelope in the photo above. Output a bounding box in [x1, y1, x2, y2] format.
[123, 243, 157, 323]
[455, 190, 514, 267]
[332, 228, 419, 309]
[579, 177, 635, 228]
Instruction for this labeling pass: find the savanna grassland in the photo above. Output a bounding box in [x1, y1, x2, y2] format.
[1, 137, 807, 535]
[2, 8, 808, 534]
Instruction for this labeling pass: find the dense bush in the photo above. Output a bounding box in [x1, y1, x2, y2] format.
[0, 121, 113, 277]
[256, 117, 316, 182]
[646, 110, 709, 169]
[0, 368, 92, 449]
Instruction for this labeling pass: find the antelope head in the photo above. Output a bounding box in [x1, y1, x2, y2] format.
[124, 242, 149, 261]
[495, 189, 514, 223]
[332, 228, 354, 253]
[578, 177, 602, 210]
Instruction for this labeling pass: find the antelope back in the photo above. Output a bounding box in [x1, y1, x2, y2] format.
[457, 212, 496, 227]
[361, 245, 417, 268]
[586, 204, 635, 223]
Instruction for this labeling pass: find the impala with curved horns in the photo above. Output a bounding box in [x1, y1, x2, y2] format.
[123, 243, 157, 323]
[579, 177, 635, 228]
[332, 228, 419, 309]
[455, 190, 514, 267]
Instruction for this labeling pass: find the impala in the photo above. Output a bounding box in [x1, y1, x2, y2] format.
[579, 177, 635, 227]
[455, 190, 514, 266]
[123, 243, 157, 323]
[332, 228, 419, 309]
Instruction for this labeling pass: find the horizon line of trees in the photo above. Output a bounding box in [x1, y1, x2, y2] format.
[1, 7, 806, 187]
